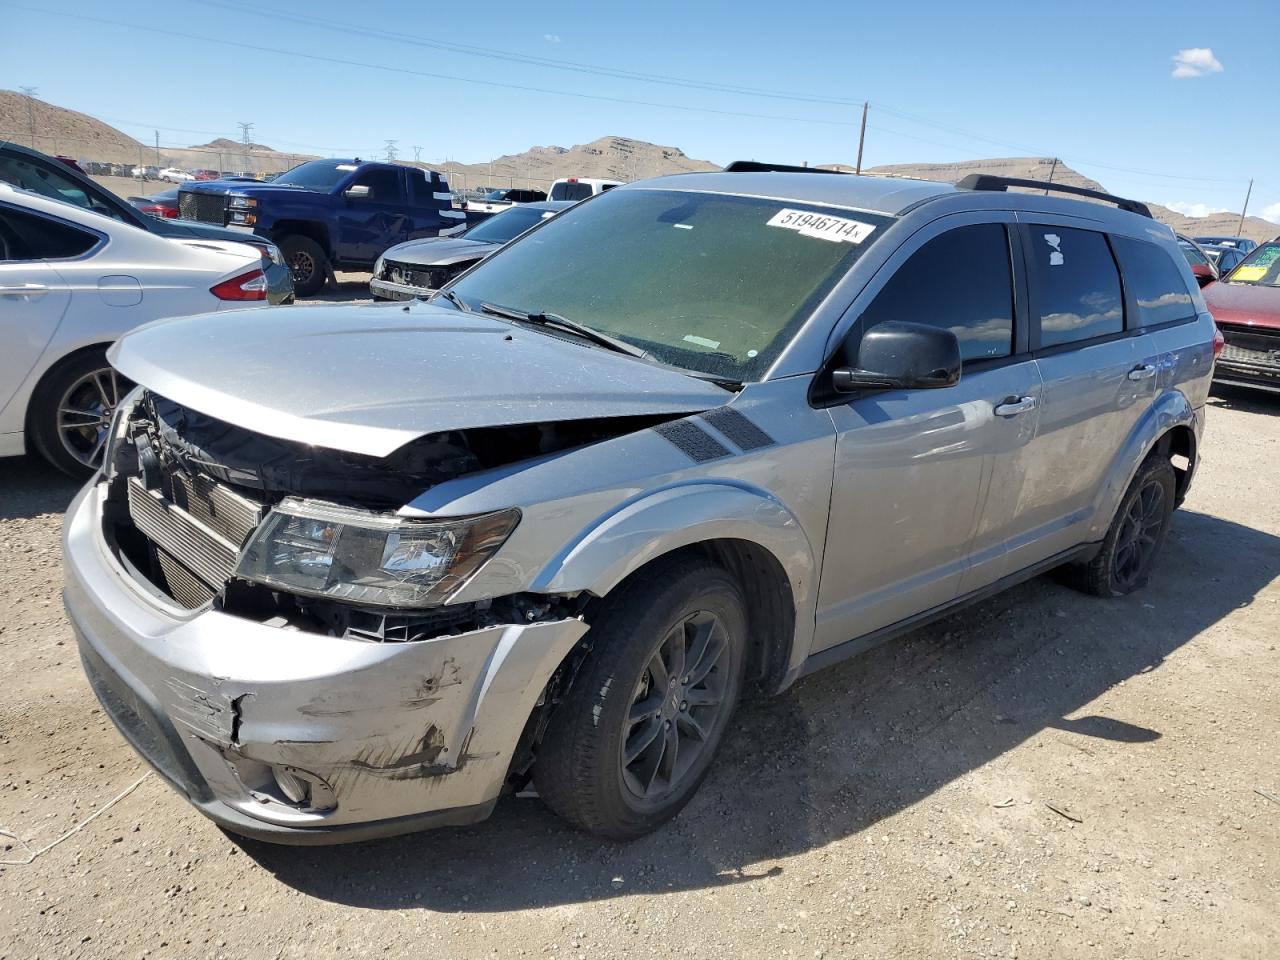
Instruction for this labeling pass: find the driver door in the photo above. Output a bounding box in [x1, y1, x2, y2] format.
[813, 214, 1041, 653]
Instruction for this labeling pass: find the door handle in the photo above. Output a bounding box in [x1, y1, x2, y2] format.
[0, 283, 48, 299]
[1127, 363, 1157, 381]
[994, 396, 1038, 417]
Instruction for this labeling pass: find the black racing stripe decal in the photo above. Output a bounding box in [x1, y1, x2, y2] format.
[701, 407, 775, 451]
[655, 420, 731, 463]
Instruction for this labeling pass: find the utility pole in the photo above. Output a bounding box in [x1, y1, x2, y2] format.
[1045, 157, 1059, 193]
[1236, 179, 1253, 238]
[412, 145, 422, 163]
[855, 101, 868, 175]
[238, 122, 254, 175]
[19, 86, 37, 149]
[155, 130, 162, 167]
[384, 139, 398, 161]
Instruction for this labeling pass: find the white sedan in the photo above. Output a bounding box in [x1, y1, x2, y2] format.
[0, 183, 269, 476]
[158, 168, 194, 183]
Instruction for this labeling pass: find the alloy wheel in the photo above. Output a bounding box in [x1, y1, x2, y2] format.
[57, 367, 126, 469]
[1114, 480, 1167, 589]
[289, 250, 316, 284]
[620, 610, 730, 801]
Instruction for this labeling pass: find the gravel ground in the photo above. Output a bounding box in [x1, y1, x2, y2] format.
[1, 386, 1277, 960]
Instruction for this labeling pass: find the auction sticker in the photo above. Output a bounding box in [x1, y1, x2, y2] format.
[767, 208, 876, 244]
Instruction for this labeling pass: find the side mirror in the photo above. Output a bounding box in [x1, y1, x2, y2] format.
[344, 184, 372, 200]
[832, 321, 962, 393]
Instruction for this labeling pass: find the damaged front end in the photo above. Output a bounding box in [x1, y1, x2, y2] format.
[67, 389, 668, 840]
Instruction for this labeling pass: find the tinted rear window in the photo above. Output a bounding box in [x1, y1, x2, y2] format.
[0, 205, 100, 260]
[1112, 236, 1196, 327]
[1027, 225, 1124, 348]
[549, 181, 593, 201]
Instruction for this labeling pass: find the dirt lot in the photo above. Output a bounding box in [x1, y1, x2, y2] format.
[1, 387, 1277, 960]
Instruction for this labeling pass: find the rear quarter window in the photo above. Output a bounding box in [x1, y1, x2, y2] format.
[0, 205, 100, 260]
[1112, 236, 1197, 327]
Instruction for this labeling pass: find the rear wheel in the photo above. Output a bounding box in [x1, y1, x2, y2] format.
[533, 556, 747, 840]
[1070, 455, 1176, 597]
[277, 234, 328, 297]
[29, 350, 132, 478]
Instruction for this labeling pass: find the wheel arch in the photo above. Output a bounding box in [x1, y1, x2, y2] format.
[21, 340, 118, 448]
[532, 482, 819, 694]
[270, 220, 332, 258]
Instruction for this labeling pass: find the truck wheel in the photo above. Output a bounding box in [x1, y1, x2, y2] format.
[1069, 455, 1176, 597]
[28, 349, 132, 478]
[533, 556, 747, 840]
[278, 235, 328, 297]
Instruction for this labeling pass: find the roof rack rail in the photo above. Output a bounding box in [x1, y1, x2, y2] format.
[723, 161, 848, 175]
[955, 174, 1152, 219]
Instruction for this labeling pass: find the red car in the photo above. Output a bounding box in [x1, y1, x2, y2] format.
[191, 169, 221, 181]
[1203, 240, 1280, 393]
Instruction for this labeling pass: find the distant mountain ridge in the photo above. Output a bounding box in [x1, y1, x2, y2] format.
[2, 90, 1273, 240]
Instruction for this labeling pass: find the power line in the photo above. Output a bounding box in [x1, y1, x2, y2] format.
[1, 4, 854, 129]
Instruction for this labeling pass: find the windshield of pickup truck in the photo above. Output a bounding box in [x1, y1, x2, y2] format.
[270, 160, 358, 191]
[1222, 242, 1280, 286]
[448, 188, 893, 381]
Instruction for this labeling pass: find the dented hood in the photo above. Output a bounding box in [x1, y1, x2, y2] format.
[108, 302, 729, 457]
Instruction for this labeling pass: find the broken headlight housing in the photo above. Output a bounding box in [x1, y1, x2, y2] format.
[236, 499, 520, 608]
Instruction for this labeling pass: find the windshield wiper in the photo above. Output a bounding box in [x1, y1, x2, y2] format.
[436, 289, 471, 312]
[479, 302, 651, 360]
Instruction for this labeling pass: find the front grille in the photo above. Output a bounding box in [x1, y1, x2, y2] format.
[382, 259, 454, 290]
[1219, 325, 1280, 378]
[178, 191, 226, 224]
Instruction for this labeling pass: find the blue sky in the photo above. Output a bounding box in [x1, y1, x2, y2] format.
[2, 0, 1276, 221]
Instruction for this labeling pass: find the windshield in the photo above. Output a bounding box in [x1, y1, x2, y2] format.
[1177, 239, 1210, 267]
[0, 154, 125, 220]
[462, 206, 553, 244]
[1222, 242, 1280, 287]
[448, 188, 894, 380]
[271, 160, 357, 191]
[482, 190, 511, 200]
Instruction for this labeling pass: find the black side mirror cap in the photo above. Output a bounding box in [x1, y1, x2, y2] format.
[832, 321, 962, 393]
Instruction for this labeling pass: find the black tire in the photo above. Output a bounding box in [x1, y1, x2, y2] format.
[28, 349, 132, 478]
[533, 555, 747, 840]
[1069, 455, 1177, 597]
[277, 234, 328, 297]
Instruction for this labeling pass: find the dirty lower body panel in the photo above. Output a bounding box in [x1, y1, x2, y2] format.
[64, 481, 588, 843]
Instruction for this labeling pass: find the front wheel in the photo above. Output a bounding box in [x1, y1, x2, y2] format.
[28, 350, 133, 478]
[533, 556, 747, 840]
[1070, 455, 1176, 597]
[277, 234, 329, 297]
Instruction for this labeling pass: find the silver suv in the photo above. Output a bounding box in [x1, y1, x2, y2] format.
[65, 168, 1216, 843]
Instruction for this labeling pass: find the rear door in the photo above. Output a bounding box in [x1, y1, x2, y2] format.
[0, 204, 79, 419]
[1003, 220, 1158, 570]
[815, 214, 1041, 650]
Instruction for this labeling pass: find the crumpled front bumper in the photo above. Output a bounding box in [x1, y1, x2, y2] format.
[63, 481, 587, 844]
[369, 277, 430, 301]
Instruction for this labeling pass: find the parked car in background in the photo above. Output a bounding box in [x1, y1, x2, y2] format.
[68, 169, 1213, 845]
[371, 200, 574, 299]
[0, 142, 293, 303]
[1201, 244, 1248, 275]
[159, 168, 195, 183]
[1203, 240, 1280, 393]
[548, 177, 622, 201]
[1193, 236, 1257, 254]
[127, 187, 180, 219]
[1177, 235, 1218, 287]
[131, 165, 160, 180]
[177, 158, 464, 295]
[191, 169, 221, 181]
[0, 183, 270, 476]
[465, 187, 547, 214]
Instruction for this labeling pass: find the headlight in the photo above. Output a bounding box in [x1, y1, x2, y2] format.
[373, 254, 385, 278]
[236, 499, 520, 608]
[228, 195, 258, 210]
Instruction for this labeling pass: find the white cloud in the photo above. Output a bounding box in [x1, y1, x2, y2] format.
[543, 33, 561, 43]
[1172, 48, 1223, 78]
[1261, 201, 1280, 225]
[1164, 200, 1229, 218]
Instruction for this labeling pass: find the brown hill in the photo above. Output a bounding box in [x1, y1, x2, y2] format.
[193, 137, 277, 153]
[0, 88, 147, 163]
[861, 156, 1277, 243]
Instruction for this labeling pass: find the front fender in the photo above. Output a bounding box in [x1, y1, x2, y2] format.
[532, 481, 819, 678]
[1088, 389, 1198, 540]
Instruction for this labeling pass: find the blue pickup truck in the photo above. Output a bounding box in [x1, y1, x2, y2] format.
[177, 159, 465, 296]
